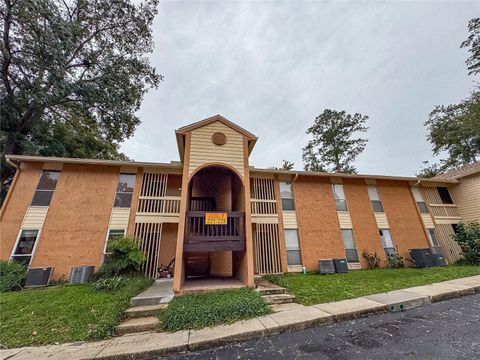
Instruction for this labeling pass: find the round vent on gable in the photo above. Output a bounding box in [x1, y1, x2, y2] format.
[212, 132, 227, 146]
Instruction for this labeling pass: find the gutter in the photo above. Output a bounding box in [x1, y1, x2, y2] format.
[5, 157, 19, 169]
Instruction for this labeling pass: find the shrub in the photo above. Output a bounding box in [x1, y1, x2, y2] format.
[99, 237, 145, 276]
[0, 260, 27, 293]
[362, 250, 381, 269]
[160, 288, 271, 331]
[385, 253, 405, 268]
[453, 222, 480, 265]
[92, 275, 128, 292]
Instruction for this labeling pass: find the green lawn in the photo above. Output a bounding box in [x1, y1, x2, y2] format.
[264, 266, 480, 305]
[160, 288, 271, 332]
[0, 276, 152, 348]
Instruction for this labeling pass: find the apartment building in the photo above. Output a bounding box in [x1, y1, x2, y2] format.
[1, 115, 477, 293]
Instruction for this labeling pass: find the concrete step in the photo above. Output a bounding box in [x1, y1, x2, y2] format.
[130, 295, 171, 306]
[263, 294, 295, 305]
[256, 287, 288, 296]
[124, 304, 168, 318]
[271, 302, 305, 313]
[115, 316, 160, 335]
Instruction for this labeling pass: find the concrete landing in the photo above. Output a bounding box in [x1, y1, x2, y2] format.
[364, 290, 430, 311]
[130, 279, 173, 306]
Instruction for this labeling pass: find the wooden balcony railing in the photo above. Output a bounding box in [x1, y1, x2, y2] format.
[184, 211, 245, 252]
[137, 196, 181, 214]
[251, 199, 277, 215]
[428, 204, 461, 218]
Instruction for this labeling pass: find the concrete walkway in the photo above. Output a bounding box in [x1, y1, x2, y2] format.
[2, 275, 479, 360]
[130, 278, 173, 306]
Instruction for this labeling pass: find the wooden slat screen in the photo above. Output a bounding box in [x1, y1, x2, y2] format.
[435, 223, 462, 264]
[251, 178, 277, 215]
[254, 223, 282, 274]
[134, 222, 163, 278]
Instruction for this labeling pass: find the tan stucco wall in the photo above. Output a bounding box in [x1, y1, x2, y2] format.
[294, 177, 345, 271]
[377, 180, 431, 263]
[0, 162, 43, 259]
[343, 179, 387, 266]
[32, 164, 118, 280]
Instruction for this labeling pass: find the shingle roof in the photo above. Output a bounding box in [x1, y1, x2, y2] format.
[433, 162, 480, 180]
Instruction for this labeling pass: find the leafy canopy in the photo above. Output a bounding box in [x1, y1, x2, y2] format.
[302, 109, 368, 173]
[453, 222, 480, 266]
[461, 18, 480, 75]
[100, 237, 145, 276]
[0, 0, 161, 191]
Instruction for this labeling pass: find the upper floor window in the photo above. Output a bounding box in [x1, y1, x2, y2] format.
[437, 187, 453, 204]
[332, 184, 348, 211]
[367, 186, 384, 212]
[114, 174, 136, 207]
[280, 181, 295, 210]
[411, 187, 429, 213]
[31, 171, 60, 206]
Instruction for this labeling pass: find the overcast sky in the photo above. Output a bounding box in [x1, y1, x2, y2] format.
[121, 1, 479, 176]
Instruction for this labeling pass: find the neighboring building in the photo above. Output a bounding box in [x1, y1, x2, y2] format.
[0, 115, 476, 293]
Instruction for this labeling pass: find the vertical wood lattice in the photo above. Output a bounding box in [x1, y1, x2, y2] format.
[134, 222, 163, 278]
[254, 223, 282, 274]
[434, 224, 462, 264]
[250, 178, 277, 215]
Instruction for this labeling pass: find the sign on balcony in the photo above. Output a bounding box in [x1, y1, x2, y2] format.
[205, 212, 228, 225]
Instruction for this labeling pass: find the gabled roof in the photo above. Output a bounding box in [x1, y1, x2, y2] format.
[175, 114, 258, 160]
[433, 162, 480, 180]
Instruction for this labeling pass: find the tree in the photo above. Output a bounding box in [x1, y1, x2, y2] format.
[452, 222, 480, 265]
[424, 90, 480, 171]
[302, 109, 368, 173]
[273, 160, 294, 170]
[461, 17, 480, 75]
[416, 161, 442, 178]
[0, 0, 161, 199]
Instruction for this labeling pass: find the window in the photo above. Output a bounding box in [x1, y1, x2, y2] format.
[437, 187, 453, 204]
[280, 181, 295, 210]
[367, 186, 384, 212]
[114, 174, 136, 207]
[451, 223, 459, 234]
[108, 229, 126, 240]
[379, 229, 396, 257]
[332, 184, 348, 211]
[285, 229, 301, 265]
[427, 229, 439, 247]
[341, 229, 359, 262]
[11, 230, 39, 266]
[31, 171, 60, 206]
[411, 187, 429, 213]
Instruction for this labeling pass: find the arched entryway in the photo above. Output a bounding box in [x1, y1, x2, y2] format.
[182, 165, 246, 287]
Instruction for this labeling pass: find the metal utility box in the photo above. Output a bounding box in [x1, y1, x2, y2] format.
[318, 259, 335, 274]
[409, 248, 436, 268]
[25, 267, 53, 287]
[333, 258, 349, 273]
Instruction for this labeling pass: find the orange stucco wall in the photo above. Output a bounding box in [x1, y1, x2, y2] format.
[0, 162, 43, 259]
[294, 177, 345, 271]
[343, 179, 387, 266]
[32, 164, 118, 280]
[159, 223, 178, 267]
[377, 180, 431, 262]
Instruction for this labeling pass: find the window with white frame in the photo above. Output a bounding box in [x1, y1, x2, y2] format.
[284, 229, 301, 265]
[379, 229, 396, 257]
[108, 229, 126, 240]
[11, 230, 39, 266]
[280, 181, 295, 210]
[332, 184, 348, 211]
[426, 228, 443, 255]
[411, 187, 429, 214]
[367, 186, 384, 213]
[114, 174, 136, 207]
[341, 229, 359, 262]
[31, 171, 60, 206]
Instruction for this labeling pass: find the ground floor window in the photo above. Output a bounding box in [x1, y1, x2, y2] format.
[379, 229, 396, 257]
[341, 229, 359, 262]
[11, 229, 39, 266]
[102, 229, 127, 263]
[285, 229, 302, 266]
[426, 228, 443, 254]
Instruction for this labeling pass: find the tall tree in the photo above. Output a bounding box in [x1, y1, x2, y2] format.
[461, 17, 480, 75]
[424, 91, 480, 170]
[302, 109, 368, 173]
[0, 0, 161, 197]
[273, 160, 294, 171]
